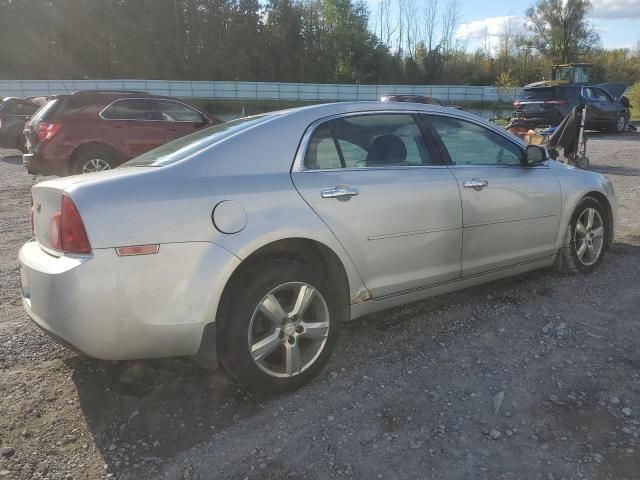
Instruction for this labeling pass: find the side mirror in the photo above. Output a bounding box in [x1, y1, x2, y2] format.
[524, 145, 546, 165]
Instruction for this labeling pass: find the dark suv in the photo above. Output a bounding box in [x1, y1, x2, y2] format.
[513, 83, 629, 132]
[23, 90, 220, 176]
[0, 97, 41, 152]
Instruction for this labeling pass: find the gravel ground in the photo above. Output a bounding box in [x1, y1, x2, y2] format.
[1, 132, 639, 480]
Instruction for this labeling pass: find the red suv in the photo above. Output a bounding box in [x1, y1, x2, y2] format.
[23, 90, 220, 176]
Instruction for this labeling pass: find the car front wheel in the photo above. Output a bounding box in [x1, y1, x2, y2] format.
[217, 260, 342, 393]
[615, 113, 627, 133]
[557, 197, 607, 274]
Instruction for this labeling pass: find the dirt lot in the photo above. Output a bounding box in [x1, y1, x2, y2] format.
[1, 133, 639, 480]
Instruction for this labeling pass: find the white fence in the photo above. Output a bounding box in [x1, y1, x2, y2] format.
[0, 79, 523, 103]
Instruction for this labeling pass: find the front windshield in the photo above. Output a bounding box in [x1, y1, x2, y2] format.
[556, 67, 571, 81]
[124, 114, 273, 167]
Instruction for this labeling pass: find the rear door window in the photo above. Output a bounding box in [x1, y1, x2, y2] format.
[304, 114, 432, 169]
[101, 99, 159, 121]
[29, 99, 59, 123]
[155, 100, 203, 122]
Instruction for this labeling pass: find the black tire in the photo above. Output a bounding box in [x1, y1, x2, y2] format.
[556, 196, 607, 274]
[217, 260, 343, 393]
[614, 113, 627, 133]
[72, 148, 117, 175]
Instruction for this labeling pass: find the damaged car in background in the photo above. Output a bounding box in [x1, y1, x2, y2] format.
[0, 97, 43, 152]
[512, 82, 631, 132]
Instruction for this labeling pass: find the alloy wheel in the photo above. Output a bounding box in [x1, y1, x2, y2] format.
[574, 207, 604, 266]
[248, 282, 330, 378]
[82, 158, 112, 173]
[616, 115, 626, 133]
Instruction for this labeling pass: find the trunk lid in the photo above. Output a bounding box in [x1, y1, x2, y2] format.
[31, 166, 155, 252]
[32, 179, 67, 251]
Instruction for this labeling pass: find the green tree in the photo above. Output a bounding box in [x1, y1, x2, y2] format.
[525, 0, 600, 63]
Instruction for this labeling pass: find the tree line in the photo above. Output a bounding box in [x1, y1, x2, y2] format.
[0, 0, 638, 87]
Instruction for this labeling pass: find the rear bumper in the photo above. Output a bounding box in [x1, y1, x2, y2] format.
[23, 141, 74, 176]
[23, 151, 60, 176]
[19, 240, 240, 360]
[512, 112, 564, 128]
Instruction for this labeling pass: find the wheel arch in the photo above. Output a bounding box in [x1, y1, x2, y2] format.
[196, 237, 356, 369]
[68, 141, 122, 173]
[581, 190, 614, 249]
[218, 237, 352, 318]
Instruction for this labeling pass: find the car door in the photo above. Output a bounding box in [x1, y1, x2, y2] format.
[100, 98, 167, 158]
[292, 113, 462, 298]
[155, 100, 209, 141]
[425, 114, 562, 277]
[590, 88, 619, 127]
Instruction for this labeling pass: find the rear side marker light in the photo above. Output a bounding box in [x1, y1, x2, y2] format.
[116, 245, 160, 256]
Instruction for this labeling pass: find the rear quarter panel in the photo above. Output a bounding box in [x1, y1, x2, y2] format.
[64, 116, 368, 306]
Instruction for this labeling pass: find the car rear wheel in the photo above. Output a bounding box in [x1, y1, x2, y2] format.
[557, 197, 607, 274]
[615, 113, 627, 133]
[73, 149, 116, 174]
[217, 260, 342, 393]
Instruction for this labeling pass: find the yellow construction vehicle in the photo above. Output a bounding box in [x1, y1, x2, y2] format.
[526, 63, 592, 88]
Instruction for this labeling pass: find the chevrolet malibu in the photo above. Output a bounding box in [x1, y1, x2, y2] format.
[19, 102, 615, 392]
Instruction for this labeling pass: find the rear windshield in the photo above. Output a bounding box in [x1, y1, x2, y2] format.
[30, 99, 60, 123]
[123, 114, 273, 167]
[3, 101, 37, 115]
[519, 87, 556, 100]
[519, 87, 579, 101]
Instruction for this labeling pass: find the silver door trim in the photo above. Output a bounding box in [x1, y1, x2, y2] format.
[370, 254, 554, 303]
[368, 225, 460, 241]
[464, 213, 557, 228]
[349, 255, 554, 320]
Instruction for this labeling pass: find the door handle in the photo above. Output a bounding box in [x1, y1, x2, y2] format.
[463, 178, 489, 189]
[321, 186, 359, 199]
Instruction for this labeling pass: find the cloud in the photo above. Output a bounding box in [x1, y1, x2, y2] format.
[455, 15, 524, 41]
[590, 0, 640, 19]
[455, 15, 527, 52]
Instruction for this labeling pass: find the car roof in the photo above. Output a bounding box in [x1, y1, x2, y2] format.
[275, 101, 473, 123]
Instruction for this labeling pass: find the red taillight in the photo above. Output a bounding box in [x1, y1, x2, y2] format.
[49, 195, 91, 254]
[37, 122, 62, 142]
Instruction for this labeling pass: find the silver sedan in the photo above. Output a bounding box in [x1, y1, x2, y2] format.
[19, 102, 616, 392]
